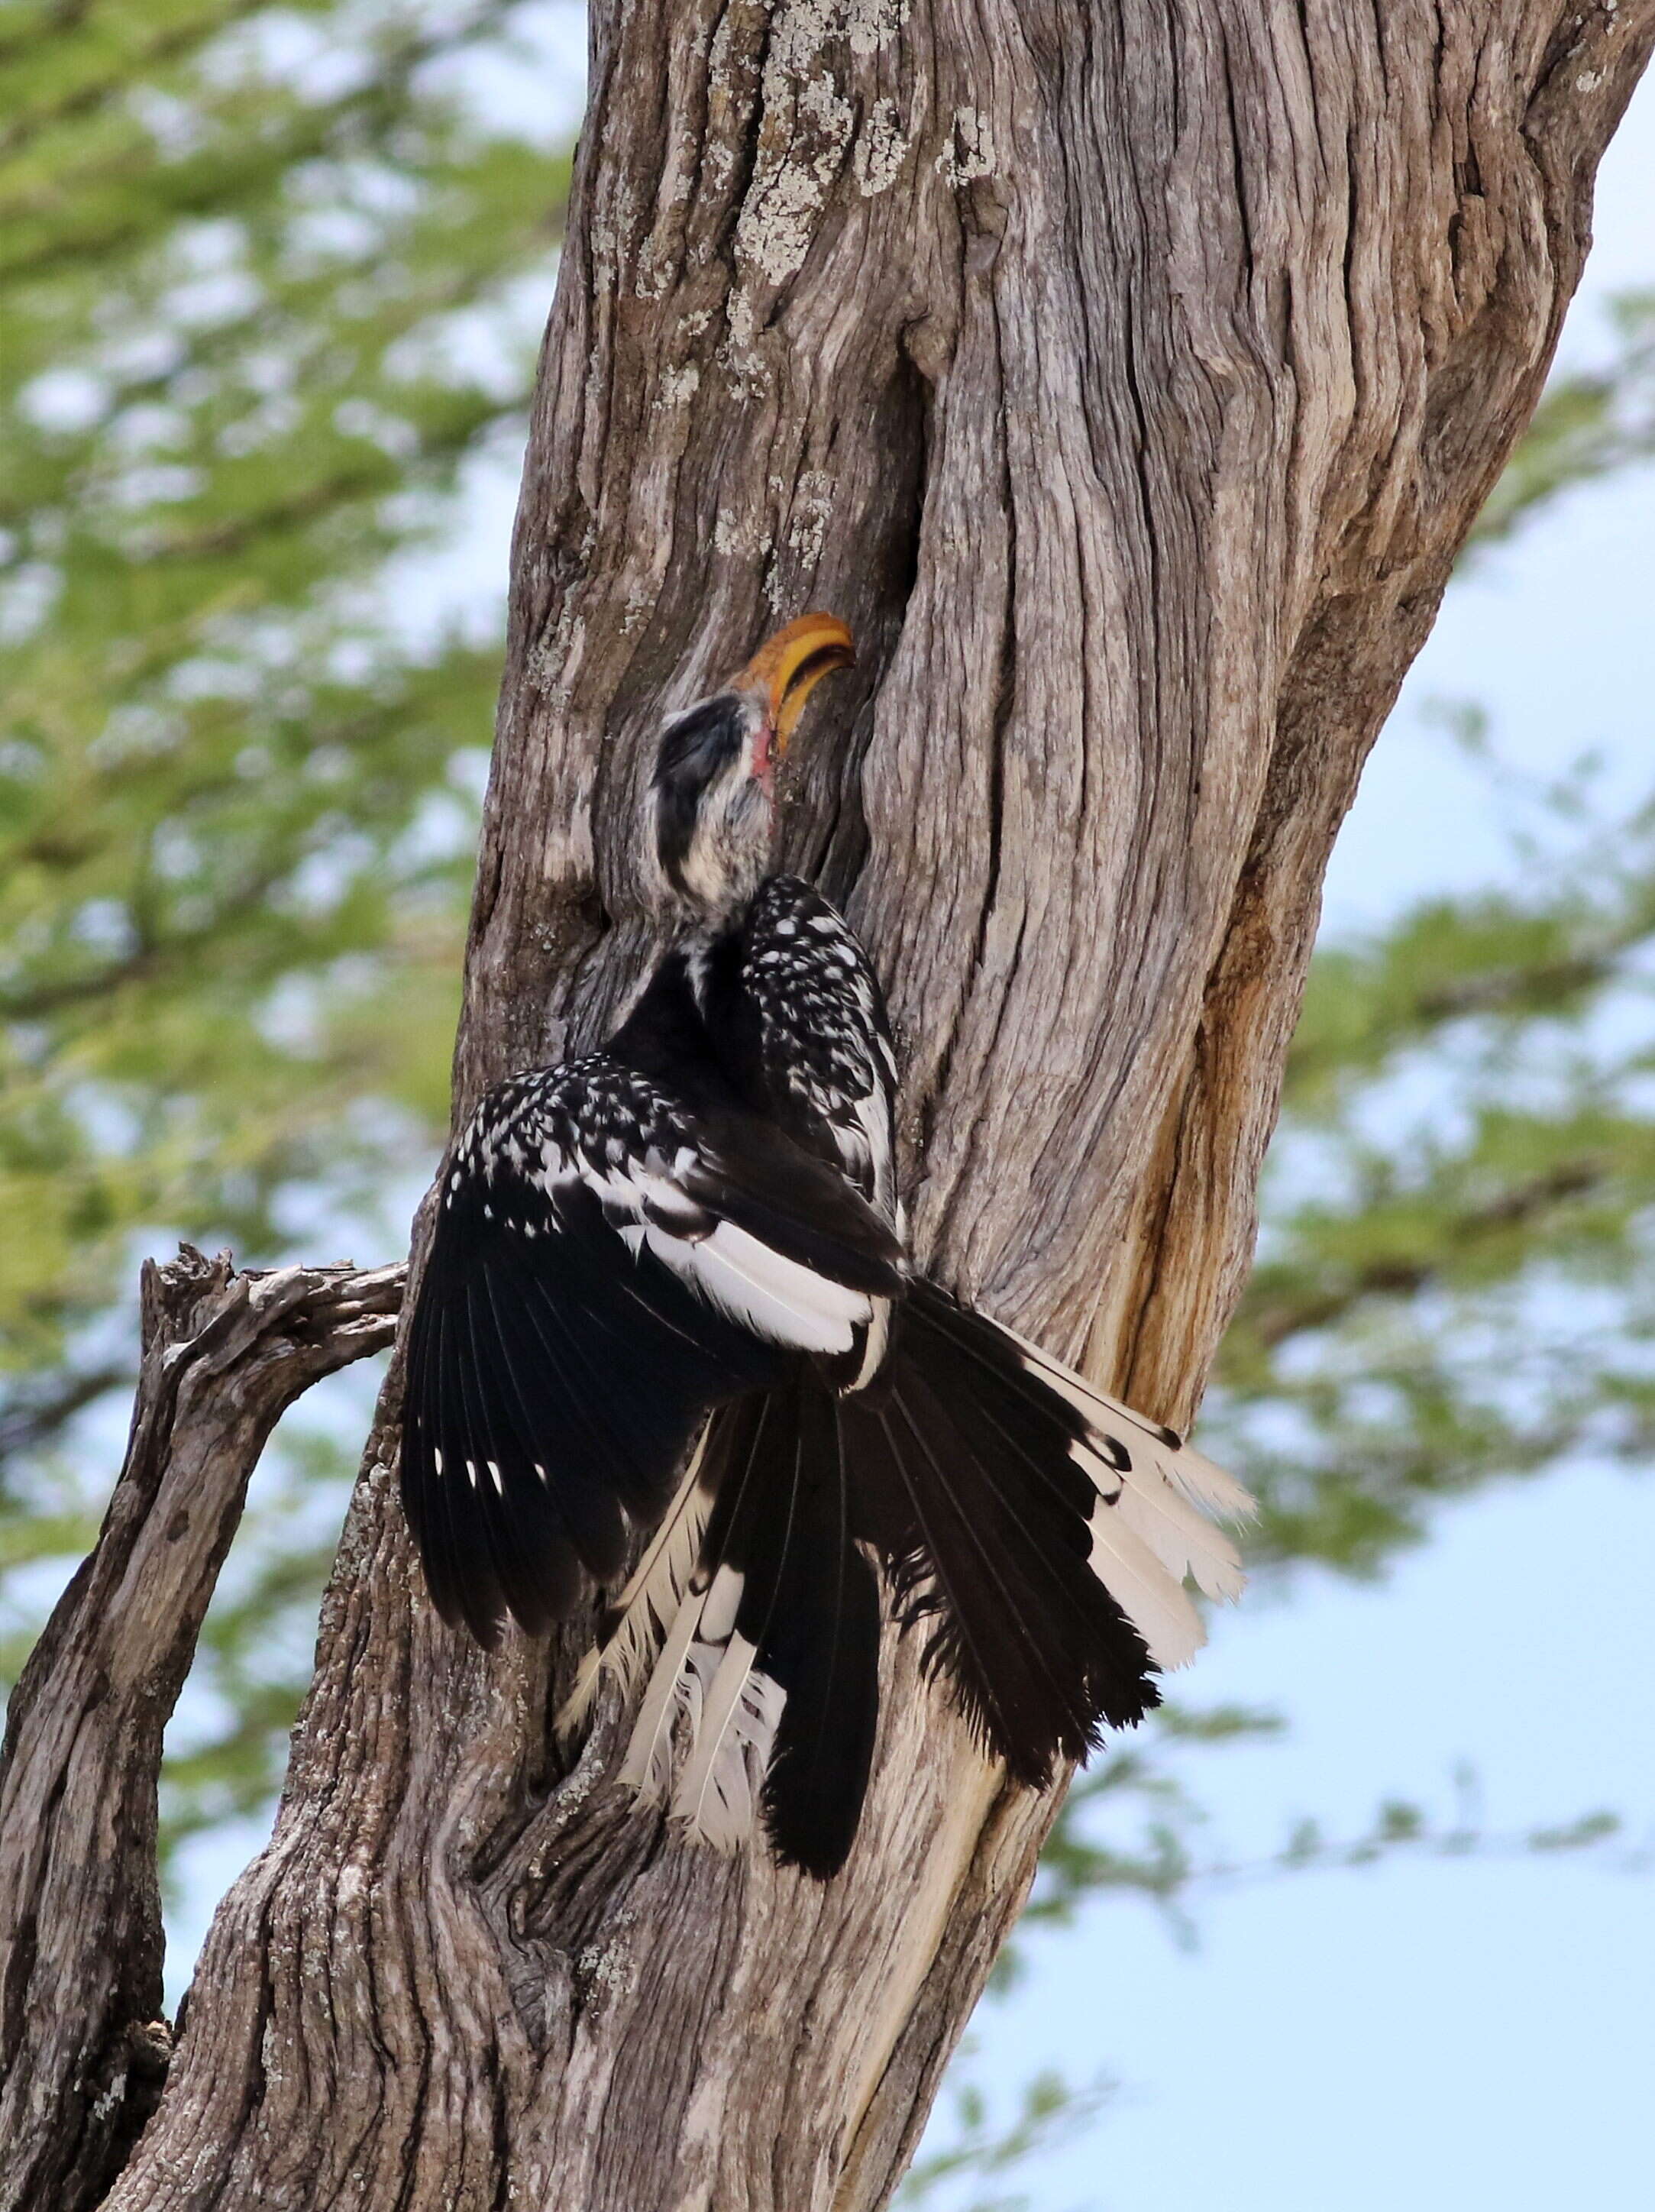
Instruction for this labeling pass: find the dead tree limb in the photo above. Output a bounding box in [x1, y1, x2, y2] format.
[0, 1253, 402, 2212]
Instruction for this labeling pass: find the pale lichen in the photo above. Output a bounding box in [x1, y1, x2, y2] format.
[729, 2, 858, 287]
[709, 1, 912, 386]
[656, 362, 701, 409]
[845, 0, 910, 57]
[89, 2071, 128, 2128]
[735, 161, 832, 286]
[787, 467, 835, 570]
[575, 1901, 643, 2010]
[855, 96, 913, 196]
[527, 600, 587, 713]
[721, 286, 768, 398]
[588, 177, 638, 286]
[621, 580, 655, 634]
[713, 506, 772, 559]
[634, 248, 674, 302]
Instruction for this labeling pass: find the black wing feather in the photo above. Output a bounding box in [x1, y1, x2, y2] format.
[674, 1380, 881, 1878]
[757, 1381, 880, 1875]
[454, 1270, 572, 1636]
[838, 1290, 1160, 1783]
[470, 1253, 629, 1582]
[399, 1050, 900, 1641]
[401, 1253, 487, 1636]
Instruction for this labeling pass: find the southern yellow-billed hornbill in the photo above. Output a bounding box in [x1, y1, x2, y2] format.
[400, 613, 1250, 1876]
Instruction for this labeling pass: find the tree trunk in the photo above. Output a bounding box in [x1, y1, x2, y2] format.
[5, 3, 1651, 2207]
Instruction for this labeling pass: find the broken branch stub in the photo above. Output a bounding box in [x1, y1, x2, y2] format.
[0, 1250, 403, 2212]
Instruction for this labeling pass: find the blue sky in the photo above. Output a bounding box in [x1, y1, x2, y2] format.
[160, 24, 1653, 2206]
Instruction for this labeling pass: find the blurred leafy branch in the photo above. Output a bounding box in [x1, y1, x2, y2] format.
[1027, 1713, 1644, 1963]
[902, 2065, 1118, 2212]
[1471, 291, 1655, 544]
[1, 7, 1653, 2205]
[0, 0, 567, 1464]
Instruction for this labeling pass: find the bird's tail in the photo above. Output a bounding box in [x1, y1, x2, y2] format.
[561, 1282, 1250, 1876]
[846, 1282, 1250, 1790]
[558, 1374, 881, 1879]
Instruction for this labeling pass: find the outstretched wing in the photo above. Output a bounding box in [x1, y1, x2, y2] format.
[399, 1052, 903, 1645]
[729, 875, 899, 1224]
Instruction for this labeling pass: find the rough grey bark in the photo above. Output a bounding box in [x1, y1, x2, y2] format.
[0, 1253, 402, 2212]
[3, 2, 1650, 2208]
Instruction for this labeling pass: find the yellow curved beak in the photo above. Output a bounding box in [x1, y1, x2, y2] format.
[735, 612, 855, 755]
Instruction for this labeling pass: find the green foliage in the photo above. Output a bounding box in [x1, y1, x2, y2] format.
[1029, 1720, 1640, 1955]
[0, 0, 566, 1458]
[1217, 767, 1655, 1576]
[902, 2063, 1116, 2212]
[0, 0, 568, 1861]
[1470, 293, 1655, 545]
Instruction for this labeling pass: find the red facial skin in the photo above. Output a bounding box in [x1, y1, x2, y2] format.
[733, 612, 854, 790]
[750, 713, 778, 785]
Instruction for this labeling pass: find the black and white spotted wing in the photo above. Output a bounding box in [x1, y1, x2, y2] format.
[730, 876, 899, 1224]
[399, 1053, 905, 1644]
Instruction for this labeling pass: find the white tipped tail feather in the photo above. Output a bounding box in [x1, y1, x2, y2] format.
[669, 1607, 788, 1848]
[556, 1423, 714, 1742]
[1000, 1311, 1255, 1527]
[558, 1295, 1252, 1875]
[613, 1563, 788, 1852]
[1005, 1311, 1253, 1661]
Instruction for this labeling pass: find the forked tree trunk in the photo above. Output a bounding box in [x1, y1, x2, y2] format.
[5, 4, 1650, 2207]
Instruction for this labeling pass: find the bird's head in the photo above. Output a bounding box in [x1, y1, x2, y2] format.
[652, 611, 855, 922]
